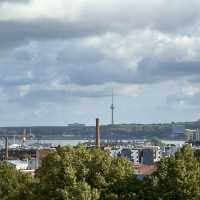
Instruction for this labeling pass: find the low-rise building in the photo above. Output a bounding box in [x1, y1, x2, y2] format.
[7, 158, 37, 170]
[186, 129, 200, 145]
[121, 148, 132, 161]
[7, 160, 28, 170]
[141, 146, 161, 165]
[131, 149, 140, 164]
[116, 146, 161, 165]
[163, 144, 181, 157]
[36, 148, 54, 168]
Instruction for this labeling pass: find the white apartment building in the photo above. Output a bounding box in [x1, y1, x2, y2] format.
[131, 149, 140, 164]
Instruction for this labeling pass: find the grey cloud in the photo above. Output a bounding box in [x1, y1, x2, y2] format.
[4, 81, 142, 106]
[57, 50, 104, 66]
[152, 0, 200, 33]
[166, 92, 200, 109]
[1, 7, 200, 106]
[2, 38, 200, 90]
[1, 1, 200, 50]
[0, 0, 30, 4]
[0, 77, 34, 86]
[134, 59, 200, 83]
[62, 60, 200, 85]
[57, 62, 134, 85]
[189, 76, 200, 84]
[0, 18, 106, 50]
[9, 89, 73, 105]
[79, 0, 200, 34]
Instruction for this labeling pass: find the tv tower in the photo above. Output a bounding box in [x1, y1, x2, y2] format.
[110, 90, 115, 125]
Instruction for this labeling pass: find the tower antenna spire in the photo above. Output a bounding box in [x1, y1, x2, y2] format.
[110, 89, 115, 125]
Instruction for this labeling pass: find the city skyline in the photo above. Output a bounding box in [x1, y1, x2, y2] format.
[0, 0, 200, 126]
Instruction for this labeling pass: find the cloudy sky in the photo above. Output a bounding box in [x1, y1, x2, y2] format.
[1, 0, 200, 126]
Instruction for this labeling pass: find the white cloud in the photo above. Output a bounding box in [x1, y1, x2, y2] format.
[18, 84, 31, 97]
[182, 84, 200, 97]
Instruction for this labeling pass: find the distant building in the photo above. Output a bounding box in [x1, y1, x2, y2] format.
[110, 147, 121, 157]
[131, 149, 140, 164]
[6, 160, 36, 176]
[36, 148, 53, 169]
[141, 146, 161, 165]
[186, 129, 200, 144]
[68, 123, 85, 128]
[120, 148, 140, 164]
[121, 148, 132, 161]
[0, 148, 37, 160]
[28, 159, 37, 170]
[163, 144, 179, 157]
[0, 146, 54, 170]
[142, 149, 154, 165]
[7, 160, 28, 170]
[119, 146, 160, 165]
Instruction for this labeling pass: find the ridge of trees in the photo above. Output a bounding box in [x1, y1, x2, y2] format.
[2, 120, 200, 140]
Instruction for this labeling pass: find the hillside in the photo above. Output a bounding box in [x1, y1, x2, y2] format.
[0, 121, 199, 140]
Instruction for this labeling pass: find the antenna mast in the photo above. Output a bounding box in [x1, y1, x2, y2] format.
[110, 89, 115, 125]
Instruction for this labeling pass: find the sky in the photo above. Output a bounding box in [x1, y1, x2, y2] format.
[1, 0, 200, 126]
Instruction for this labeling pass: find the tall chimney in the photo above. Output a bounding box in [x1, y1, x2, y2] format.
[5, 137, 8, 160]
[96, 118, 100, 148]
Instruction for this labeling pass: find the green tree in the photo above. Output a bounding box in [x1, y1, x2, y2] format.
[0, 162, 34, 200]
[35, 146, 139, 200]
[194, 149, 200, 162]
[143, 145, 200, 200]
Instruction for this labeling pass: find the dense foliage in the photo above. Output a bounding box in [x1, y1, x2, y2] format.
[35, 146, 140, 200]
[142, 145, 200, 200]
[1, 145, 200, 199]
[0, 162, 34, 200]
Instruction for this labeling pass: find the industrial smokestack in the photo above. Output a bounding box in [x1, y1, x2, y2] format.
[96, 118, 100, 148]
[5, 137, 8, 160]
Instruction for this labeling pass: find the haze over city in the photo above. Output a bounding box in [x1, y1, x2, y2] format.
[1, 0, 200, 126]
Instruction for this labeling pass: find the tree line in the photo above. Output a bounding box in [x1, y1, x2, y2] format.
[0, 145, 200, 200]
